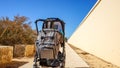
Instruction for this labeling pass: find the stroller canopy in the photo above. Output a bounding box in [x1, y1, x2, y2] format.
[35, 18, 65, 35]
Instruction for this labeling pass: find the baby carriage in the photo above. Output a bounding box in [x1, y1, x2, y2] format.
[33, 18, 65, 68]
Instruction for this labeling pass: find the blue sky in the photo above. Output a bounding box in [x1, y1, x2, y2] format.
[0, 0, 97, 38]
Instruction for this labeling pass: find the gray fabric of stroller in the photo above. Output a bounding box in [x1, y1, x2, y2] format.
[37, 29, 56, 46]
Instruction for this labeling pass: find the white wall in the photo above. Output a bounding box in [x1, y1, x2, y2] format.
[68, 0, 120, 66]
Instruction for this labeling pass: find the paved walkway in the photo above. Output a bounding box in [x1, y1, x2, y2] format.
[19, 43, 89, 68]
[65, 43, 89, 68]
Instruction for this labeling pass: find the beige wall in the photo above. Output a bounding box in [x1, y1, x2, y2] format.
[68, 0, 120, 66]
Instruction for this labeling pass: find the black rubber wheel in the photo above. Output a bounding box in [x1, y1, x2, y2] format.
[39, 59, 48, 66]
[33, 64, 39, 68]
[51, 59, 60, 67]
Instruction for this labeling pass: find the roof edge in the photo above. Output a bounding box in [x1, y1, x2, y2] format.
[77, 0, 101, 30]
[69, 0, 101, 39]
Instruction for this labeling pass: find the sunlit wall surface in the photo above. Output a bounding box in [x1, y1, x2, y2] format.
[68, 0, 120, 66]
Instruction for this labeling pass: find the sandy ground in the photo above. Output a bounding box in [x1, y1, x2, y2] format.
[19, 43, 89, 68]
[69, 44, 120, 68]
[0, 44, 89, 68]
[0, 57, 33, 68]
[1, 44, 120, 68]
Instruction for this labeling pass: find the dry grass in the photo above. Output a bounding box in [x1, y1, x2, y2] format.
[0, 46, 13, 64]
[69, 44, 120, 68]
[13, 45, 25, 57]
[0, 16, 36, 45]
[14, 45, 35, 57]
[25, 45, 35, 57]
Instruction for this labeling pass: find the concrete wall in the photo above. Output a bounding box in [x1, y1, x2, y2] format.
[68, 0, 120, 66]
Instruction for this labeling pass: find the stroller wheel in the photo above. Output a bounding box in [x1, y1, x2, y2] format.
[50, 59, 60, 67]
[39, 59, 48, 66]
[60, 60, 65, 68]
[58, 51, 66, 62]
[33, 64, 39, 68]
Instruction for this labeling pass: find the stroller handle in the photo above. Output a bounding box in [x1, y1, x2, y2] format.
[35, 19, 45, 35]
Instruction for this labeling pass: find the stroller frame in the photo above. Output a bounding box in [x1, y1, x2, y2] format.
[33, 18, 65, 68]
